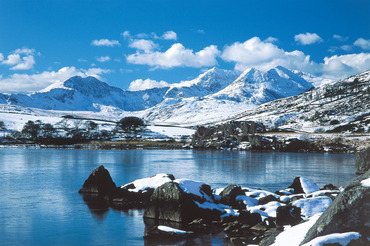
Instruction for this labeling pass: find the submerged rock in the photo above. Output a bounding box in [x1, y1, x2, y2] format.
[355, 147, 370, 174]
[78, 165, 117, 198]
[301, 169, 370, 245]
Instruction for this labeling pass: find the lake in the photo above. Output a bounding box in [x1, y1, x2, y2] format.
[0, 148, 356, 245]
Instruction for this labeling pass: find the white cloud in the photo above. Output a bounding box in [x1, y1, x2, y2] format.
[91, 39, 120, 47]
[333, 34, 348, 42]
[10, 56, 35, 70]
[221, 37, 312, 71]
[0, 66, 111, 93]
[127, 43, 220, 69]
[96, 56, 111, 62]
[340, 45, 352, 52]
[162, 31, 177, 40]
[128, 78, 169, 91]
[78, 58, 88, 62]
[1, 48, 37, 70]
[129, 39, 158, 52]
[2, 54, 22, 65]
[123, 30, 177, 41]
[322, 53, 370, 79]
[122, 31, 131, 39]
[264, 37, 278, 43]
[220, 37, 370, 80]
[354, 38, 370, 50]
[294, 32, 323, 45]
[14, 48, 36, 55]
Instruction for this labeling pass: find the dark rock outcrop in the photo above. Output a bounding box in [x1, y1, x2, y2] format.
[78, 165, 117, 198]
[220, 185, 245, 207]
[288, 177, 319, 194]
[301, 169, 370, 245]
[276, 205, 302, 226]
[192, 121, 266, 150]
[143, 181, 214, 223]
[355, 147, 370, 174]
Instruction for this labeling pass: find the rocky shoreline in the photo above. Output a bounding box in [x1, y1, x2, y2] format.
[79, 147, 369, 245]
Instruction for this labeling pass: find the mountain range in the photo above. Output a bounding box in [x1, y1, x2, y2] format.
[0, 66, 321, 124]
[1, 65, 368, 133]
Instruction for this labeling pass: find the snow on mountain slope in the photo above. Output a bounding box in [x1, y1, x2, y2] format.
[143, 66, 316, 125]
[229, 70, 370, 133]
[0, 66, 328, 128]
[212, 66, 314, 105]
[0, 76, 168, 112]
[164, 67, 240, 99]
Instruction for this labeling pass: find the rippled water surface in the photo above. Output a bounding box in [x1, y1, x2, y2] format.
[0, 148, 356, 245]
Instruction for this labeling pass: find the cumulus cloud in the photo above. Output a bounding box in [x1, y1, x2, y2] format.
[354, 38, 370, 50]
[221, 37, 312, 72]
[294, 32, 323, 45]
[128, 78, 170, 91]
[129, 39, 158, 52]
[322, 53, 370, 79]
[96, 56, 111, 62]
[91, 39, 120, 47]
[0, 66, 111, 93]
[264, 37, 278, 43]
[127, 43, 220, 69]
[220, 37, 370, 80]
[1, 48, 37, 70]
[162, 31, 177, 40]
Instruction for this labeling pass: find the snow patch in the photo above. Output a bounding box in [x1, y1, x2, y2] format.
[301, 232, 361, 246]
[292, 197, 332, 217]
[271, 213, 321, 246]
[120, 173, 173, 192]
[157, 225, 187, 235]
[300, 177, 320, 194]
[361, 177, 370, 187]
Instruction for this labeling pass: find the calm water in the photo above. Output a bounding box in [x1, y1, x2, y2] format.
[0, 148, 356, 245]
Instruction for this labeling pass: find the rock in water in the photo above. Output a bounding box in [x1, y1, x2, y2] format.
[301, 169, 370, 245]
[144, 182, 199, 223]
[355, 147, 370, 174]
[288, 177, 320, 194]
[79, 165, 117, 197]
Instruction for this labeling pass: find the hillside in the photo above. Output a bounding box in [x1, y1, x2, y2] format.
[230, 70, 370, 133]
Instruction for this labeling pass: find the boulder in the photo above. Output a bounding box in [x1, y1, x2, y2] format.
[111, 173, 175, 208]
[238, 211, 262, 227]
[258, 194, 279, 205]
[276, 205, 302, 226]
[79, 165, 117, 198]
[288, 177, 320, 194]
[220, 185, 245, 207]
[355, 147, 370, 174]
[300, 169, 370, 245]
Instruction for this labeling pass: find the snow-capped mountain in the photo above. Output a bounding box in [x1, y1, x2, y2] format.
[164, 67, 240, 99]
[0, 66, 332, 129]
[212, 66, 314, 104]
[143, 66, 315, 125]
[228, 70, 370, 133]
[0, 76, 168, 111]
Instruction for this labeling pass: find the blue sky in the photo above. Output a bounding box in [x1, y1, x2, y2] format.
[0, 0, 369, 93]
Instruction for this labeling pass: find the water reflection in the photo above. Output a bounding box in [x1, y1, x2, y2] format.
[0, 148, 356, 245]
